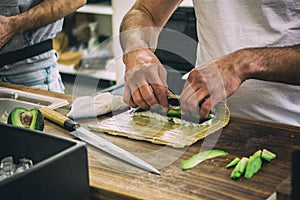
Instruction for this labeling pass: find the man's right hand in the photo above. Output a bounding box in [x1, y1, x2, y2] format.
[123, 48, 169, 111]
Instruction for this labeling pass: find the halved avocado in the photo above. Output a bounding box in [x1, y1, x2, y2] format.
[7, 107, 44, 131]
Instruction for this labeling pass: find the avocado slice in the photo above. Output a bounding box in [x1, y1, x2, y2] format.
[182, 149, 229, 170]
[7, 107, 44, 131]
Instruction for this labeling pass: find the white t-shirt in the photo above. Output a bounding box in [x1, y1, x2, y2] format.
[192, 0, 300, 126]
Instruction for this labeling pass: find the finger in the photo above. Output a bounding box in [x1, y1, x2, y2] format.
[182, 84, 211, 114]
[126, 69, 158, 109]
[150, 83, 168, 111]
[131, 85, 153, 110]
[138, 83, 159, 109]
[200, 97, 212, 118]
[185, 92, 200, 114]
[123, 85, 138, 108]
[201, 89, 226, 117]
[180, 81, 199, 113]
[123, 84, 131, 105]
[146, 68, 168, 109]
[198, 94, 210, 109]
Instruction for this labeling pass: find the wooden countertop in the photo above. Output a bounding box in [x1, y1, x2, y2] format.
[1, 82, 299, 200]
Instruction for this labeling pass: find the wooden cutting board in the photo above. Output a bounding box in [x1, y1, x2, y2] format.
[88, 102, 230, 148]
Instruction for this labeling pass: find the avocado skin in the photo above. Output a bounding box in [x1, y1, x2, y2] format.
[7, 107, 44, 131]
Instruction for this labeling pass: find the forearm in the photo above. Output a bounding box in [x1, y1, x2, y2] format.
[10, 0, 86, 35]
[232, 44, 300, 85]
[120, 8, 159, 53]
[120, 0, 182, 53]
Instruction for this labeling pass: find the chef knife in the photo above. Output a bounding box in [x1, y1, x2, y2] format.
[39, 107, 160, 175]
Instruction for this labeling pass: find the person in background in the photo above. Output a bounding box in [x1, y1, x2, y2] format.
[120, 0, 300, 126]
[0, 0, 86, 93]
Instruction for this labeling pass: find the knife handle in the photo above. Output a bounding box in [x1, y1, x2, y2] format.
[40, 107, 79, 131]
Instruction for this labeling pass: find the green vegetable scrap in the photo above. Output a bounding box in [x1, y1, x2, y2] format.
[166, 107, 212, 124]
[261, 149, 276, 161]
[7, 107, 44, 131]
[231, 157, 249, 179]
[226, 157, 241, 168]
[182, 149, 228, 170]
[244, 150, 263, 179]
[166, 108, 181, 118]
[227, 149, 276, 180]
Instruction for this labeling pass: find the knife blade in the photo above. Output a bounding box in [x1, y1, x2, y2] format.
[40, 107, 160, 175]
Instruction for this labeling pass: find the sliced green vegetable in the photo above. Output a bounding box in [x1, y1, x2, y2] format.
[231, 157, 249, 179]
[166, 108, 208, 121]
[228, 149, 277, 180]
[244, 150, 263, 179]
[182, 149, 228, 170]
[261, 149, 276, 161]
[226, 157, 241, 168]
[7, 107, 44, 131]
[253, 149, 262, 157]
[166, 108, 181, 118]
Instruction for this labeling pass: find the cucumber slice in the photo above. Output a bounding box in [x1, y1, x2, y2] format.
[166, 109, 181, 118]
[253, 149, 262, 157]
[261, 149, 276, 161]
[228, 149, 276, 180]
[182, 149, 228, 170]
[244, 150, 263, 179]
[231, 157, 249, 179]
[226, 157, 240, 168]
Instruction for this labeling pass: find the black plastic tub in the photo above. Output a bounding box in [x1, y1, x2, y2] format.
[0, 123, 90, 200]
[292, 150, 300, 200]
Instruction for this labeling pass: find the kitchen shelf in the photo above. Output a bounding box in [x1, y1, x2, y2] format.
[59, 0, 193, 92]
[76, 3, 113, 15]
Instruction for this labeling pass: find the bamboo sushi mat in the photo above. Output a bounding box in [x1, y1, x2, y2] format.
[88, 102, 230, 148]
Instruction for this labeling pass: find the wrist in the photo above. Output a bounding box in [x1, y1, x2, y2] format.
[123, 48, 161, 72]
[233, 48, 263, 81]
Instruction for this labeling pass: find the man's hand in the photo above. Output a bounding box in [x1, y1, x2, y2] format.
[0, 15, 15, 49]
[119, 0, 182, 111]
[123, 48, 169, 111]
[0, 0, 86, 50]
[180, 52, 245, 118]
